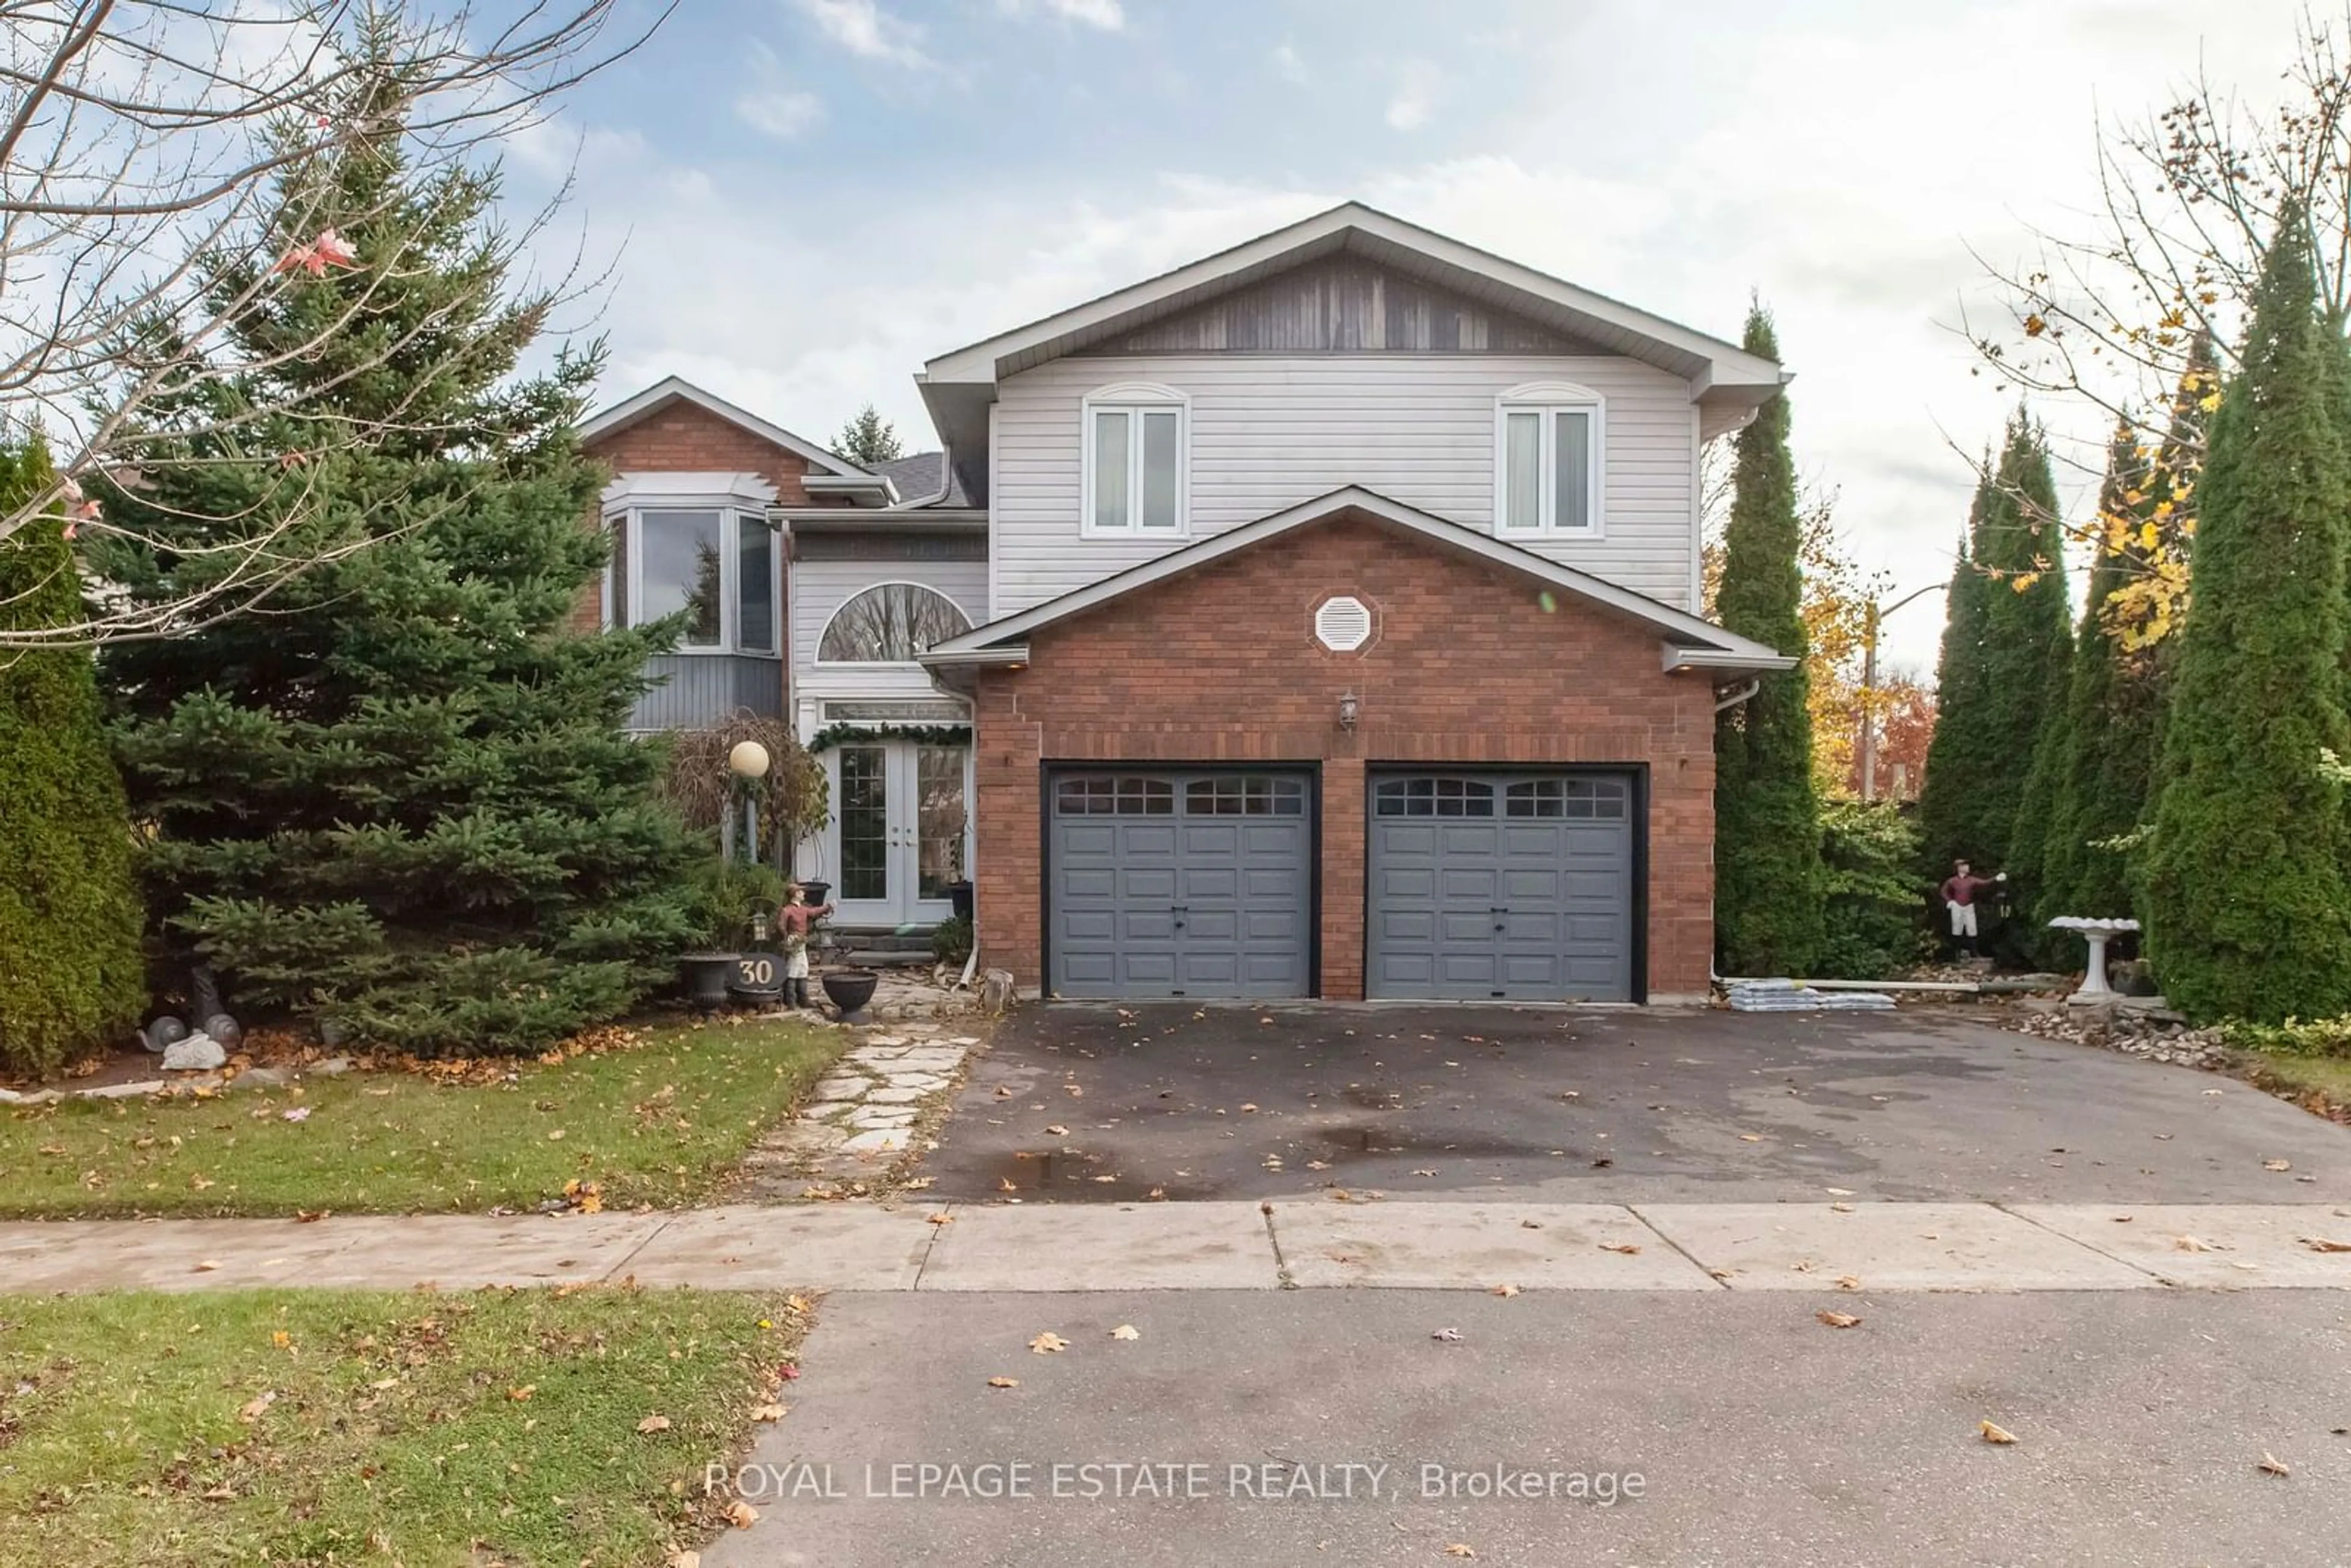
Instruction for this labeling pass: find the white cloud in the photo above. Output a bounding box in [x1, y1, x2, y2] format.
[1385, 62, 1436, 131]
[1001, 0, 1126, 29]
[1271, 43, 1308, 84]
[794, 0, 931, 67]
[738, 88, 823, 138]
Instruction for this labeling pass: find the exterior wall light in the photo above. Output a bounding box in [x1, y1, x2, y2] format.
[1338, 691, 1359, 731]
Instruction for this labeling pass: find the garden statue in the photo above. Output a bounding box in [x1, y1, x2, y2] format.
[775, 882, 837, 1009]
[1937, 859, 2005, 958]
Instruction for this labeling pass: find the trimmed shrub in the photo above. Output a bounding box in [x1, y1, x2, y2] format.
[1812, 801, 1930, 980]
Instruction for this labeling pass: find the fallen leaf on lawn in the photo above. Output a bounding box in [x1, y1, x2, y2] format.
[637, 1414, 672, 1434]
[1980, 1420, 2017, 1446]
[666, 1550, 702, 1568]
[2259, 1452, 2291, 1477]
[369, 1376, 400, 1390]
[1431, 1327, 1463, 1342]
[750, 1403, 786, 1422]
[726, 1500, 758, 1529]
[546, 1130, 564, 1141]
[281, 1106, 310, 1122]
[193, 1260, 221, 1272]
[987, 1376, 1019, 1389]
[1490, 1284, 1520, 1298]
[1816, 1310, 1861, 1329]
[237, 1391, 277, 1423]
[2174, 1235, 2214, 1252]
[2301, 1237, 2351, 1253]
[1045, 1125, 1070, 1136]
[2263, 1159, 2293, 1172]
[1835, 1275, 1861, 1291]
[271, 1330, 291, 1349]
[293, 1209, 329, 1223]
[1029, 1331, 1070, 1354]
[1110, 1324, 1141, 1340]
[1445, 1546, 1477, 1559]
[1599, 1242, 1641, 1255]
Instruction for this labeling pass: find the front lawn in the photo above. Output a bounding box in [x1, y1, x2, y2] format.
[0, 1285, 801, 1567]
[2243, 1049, 2351, 1123]
[0, 1016, 840, 1219]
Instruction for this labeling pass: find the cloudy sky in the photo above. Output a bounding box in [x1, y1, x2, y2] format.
[509, 0, 2319, 672]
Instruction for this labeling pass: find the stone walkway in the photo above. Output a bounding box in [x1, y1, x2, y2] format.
[736, 1021, 980, 1191]
[6, 1201, 2349, 1295]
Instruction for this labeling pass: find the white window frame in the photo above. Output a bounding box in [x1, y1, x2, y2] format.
[812, 580, 976, 669]
[1080, 381, 1190, 539]
[1493, 381, 1605, 538]
[601, 498, 782, 658]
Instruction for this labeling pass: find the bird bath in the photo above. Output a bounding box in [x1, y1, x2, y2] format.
[2047, 917, 2140, 1003]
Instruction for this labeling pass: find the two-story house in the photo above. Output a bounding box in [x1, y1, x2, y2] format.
[583, 202, 1792, 1004]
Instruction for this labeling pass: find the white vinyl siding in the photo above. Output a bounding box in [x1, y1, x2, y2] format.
[991, 354, 1697, 618]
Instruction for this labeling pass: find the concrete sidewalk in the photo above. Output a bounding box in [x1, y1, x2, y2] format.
[5, 1199, 2351, 1294]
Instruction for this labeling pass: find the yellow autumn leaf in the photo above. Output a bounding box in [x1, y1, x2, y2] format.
[1029, 1331, 1070, 1354]
[2010, 571, 2041, 593]
[1981, 1420, 2018, 1445]
[637, 1414, 672, 1433]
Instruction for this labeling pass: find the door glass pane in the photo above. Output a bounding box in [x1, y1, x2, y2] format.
[1503, 412, 1540, 530]
[1092, 410, 1130, 530]
[839, 746, 888, 901]
[639, 510, 723, 645]
[1554, 410, 1591, 530]
[917, 746, 968, 901]
[737, 514, 775, 653]
[1141, 409, 1180, 529]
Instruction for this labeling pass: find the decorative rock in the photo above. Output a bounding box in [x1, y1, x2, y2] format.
[842, 1129, 911, 1153]
[161, 1032, 227, 1072]
[308, 1056, 354, 1077]
[84, 1079, 171, 1100]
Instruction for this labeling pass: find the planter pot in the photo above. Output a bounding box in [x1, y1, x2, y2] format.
[727, 950, 786, 1002]
[947, 879, 975, 923]
[821, 967, 880, 1022]
[798, 880, 831, 911]
[680, 952, 740, 1011]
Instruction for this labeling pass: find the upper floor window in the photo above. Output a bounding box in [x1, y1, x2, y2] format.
[1495, 383, 1603, 536]
[607, 500, 779, 656]
[817, 582, 973, 663]
[1083, 383, 1188, 536]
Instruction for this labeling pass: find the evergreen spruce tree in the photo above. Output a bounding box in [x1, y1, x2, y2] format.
[103, 70, 698, 1056]
[2142, 210, 2351, 1022]
[0, 435, 146, 1076]
[1712, 304, 1824, 974]
[833, 403, 902, 467]
[1916, 475, 1998, 872]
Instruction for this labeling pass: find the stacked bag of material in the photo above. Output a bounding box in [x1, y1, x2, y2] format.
[1724, 978, 1895, 1013]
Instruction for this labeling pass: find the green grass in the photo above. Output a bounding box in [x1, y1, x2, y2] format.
[0, 1016, 841, 1218]
[0, 1285, 803, 1567]
[2243, 1049, 2351, 1121]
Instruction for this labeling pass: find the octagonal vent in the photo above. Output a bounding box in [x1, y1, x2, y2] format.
[1314, 595, 1373, 653]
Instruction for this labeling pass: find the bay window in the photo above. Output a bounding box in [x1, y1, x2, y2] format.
[605, 500, 780, 655]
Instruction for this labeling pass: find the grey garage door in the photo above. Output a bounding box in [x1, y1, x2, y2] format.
[1049, 771, 1314, 999]
[1367, 773, 1636, 1002]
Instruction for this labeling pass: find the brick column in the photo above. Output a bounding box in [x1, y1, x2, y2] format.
[1320, 754, 1367, 999]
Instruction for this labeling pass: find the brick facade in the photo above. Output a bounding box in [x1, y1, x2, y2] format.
[572, 397, 833, 638]
[969, 509, 1719, 1003]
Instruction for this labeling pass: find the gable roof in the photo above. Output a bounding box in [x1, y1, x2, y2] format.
[918, 487, 1794, 675]
[922, 202, 1783, 390]
[577, 375, 870, 479]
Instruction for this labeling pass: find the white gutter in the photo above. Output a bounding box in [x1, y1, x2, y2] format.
[1712, 678, 1762, 712]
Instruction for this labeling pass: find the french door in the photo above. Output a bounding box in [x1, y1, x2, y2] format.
[829, 741, 970, 926]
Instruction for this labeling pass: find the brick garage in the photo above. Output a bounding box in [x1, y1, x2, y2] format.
[966, 506, 1720, 1002]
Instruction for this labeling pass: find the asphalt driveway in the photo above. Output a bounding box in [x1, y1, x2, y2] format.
[919, 1003, 2351, 1204]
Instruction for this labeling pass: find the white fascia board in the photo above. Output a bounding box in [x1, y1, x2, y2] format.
[601, 471, 779, 509]
[579, 375, 868, 478]
[920, 202, 1782, 393]
[1662, 647, 1800, 673]
[923, 486, 1786, 662]
[916, 644, 1030, 669]
[801, 474, 901, 505]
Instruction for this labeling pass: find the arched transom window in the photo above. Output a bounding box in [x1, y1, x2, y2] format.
[818, 583, 973, 663]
